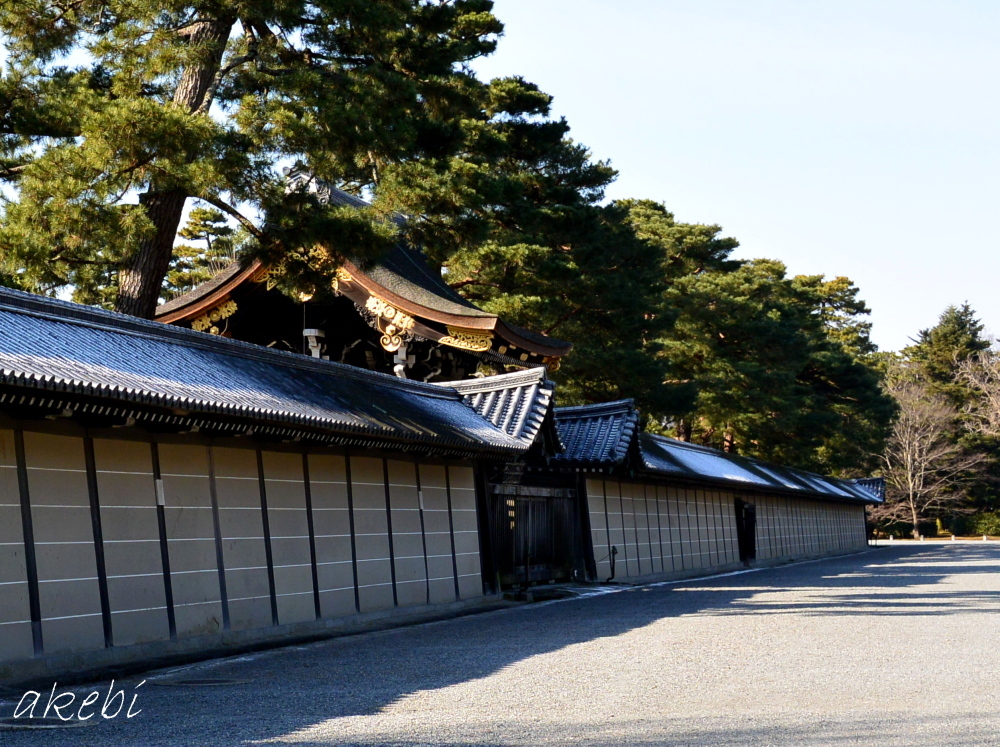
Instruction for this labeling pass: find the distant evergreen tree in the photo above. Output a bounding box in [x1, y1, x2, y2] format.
[904, 303, 989, 407]
[163, 207, 238, 299]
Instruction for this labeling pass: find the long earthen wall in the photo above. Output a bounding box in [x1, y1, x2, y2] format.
[586, 478, 868, 581]
[0, 423, 484, 671]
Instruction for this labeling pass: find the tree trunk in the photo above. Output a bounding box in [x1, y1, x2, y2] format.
[910, 503, 921, 539]
[677, 419, 692, 442]
[115, 19, 234, 319]
[723, 428, 736, 453]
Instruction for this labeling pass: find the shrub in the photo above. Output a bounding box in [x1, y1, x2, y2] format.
[970, 513, 1000, 537]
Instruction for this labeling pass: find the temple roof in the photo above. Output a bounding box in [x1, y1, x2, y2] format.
[155, 187, 571, 359]
[0, 287, 537, 455]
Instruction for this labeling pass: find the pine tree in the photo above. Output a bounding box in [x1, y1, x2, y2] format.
[0, 0, 505, 317]
[162, 207, 241, 299]
[905, 303, 989, 406]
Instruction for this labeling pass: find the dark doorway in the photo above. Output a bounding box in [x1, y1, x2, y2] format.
[735, 499, 757, 566]
[488, 486, 579, 588]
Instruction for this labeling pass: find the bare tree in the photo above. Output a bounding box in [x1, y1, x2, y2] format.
[956, 346, 1000, 438]
[875, 369, 986, 537]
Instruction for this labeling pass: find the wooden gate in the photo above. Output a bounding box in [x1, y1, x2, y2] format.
[488, 486, 579, 587]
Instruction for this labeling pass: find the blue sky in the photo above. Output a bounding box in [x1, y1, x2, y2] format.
[473, 0, 1000, 351]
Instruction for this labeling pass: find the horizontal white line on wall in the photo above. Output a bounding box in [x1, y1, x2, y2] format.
[41, 611, 103, 622]
[169, 569, 218, 576]
[166, 538, 217, 542]
[38, 576, 98, 583]
[104, 539, 159, 544]
[172, 600, 221, 609]
[110, 605, 168, 615]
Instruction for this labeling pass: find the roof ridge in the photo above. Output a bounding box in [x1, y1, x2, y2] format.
[638, 432, 878, 502]
[436, 367, 550, 393]
[554, 398, 636, 418]
[0, 287, 462, 400]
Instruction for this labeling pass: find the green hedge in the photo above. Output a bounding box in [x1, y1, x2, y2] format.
[970, 513, 1000, 537]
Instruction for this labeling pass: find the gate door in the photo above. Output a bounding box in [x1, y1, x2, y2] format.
[489, 486, 577, 587]
[735, 499, 757, 565]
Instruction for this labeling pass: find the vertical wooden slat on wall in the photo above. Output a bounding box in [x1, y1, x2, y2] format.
[260, 451, 318, 624]
[385, 459, 426, 608]
[24, 432, 104, 655]
[0, 428, 35, 663]
[659, 486, 676, 573]
[211, 446, 273, 633]
[647, 484, 665, 573]
[618, 482, 636, 577]
[632, 483, 652, 576]
[587, 478, 611, 581]
[348, 456, 394, 612]
[307, 452, 357, 618]
[448, 465, 483, 599]
[158, 443, 224, 639]
[418, 464, 455, 604]
[604, 481, 625, 577]
[92, 438, 170, 647]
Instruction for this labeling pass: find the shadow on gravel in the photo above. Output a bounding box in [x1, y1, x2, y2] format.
[4, 544, 996, 747]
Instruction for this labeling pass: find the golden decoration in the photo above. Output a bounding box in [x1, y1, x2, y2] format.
[191, 300, 238, 333]
[379, 323, 404, 353]
[439, 326, 493, 352]
[251, 265, 281, 291]
[365, 296, 415, 330]
[331, 267, 353, 292]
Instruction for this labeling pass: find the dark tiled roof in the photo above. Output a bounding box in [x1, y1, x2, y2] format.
[852, 477, 885, 501]
[552, 399, 880, 504]
[553, 399, 639, 465]
[638, 434, 881, 504]
[365, 242, 492, 318]
[0, 288, 530, 455]
[438, 368, 554, 446]
[156, 260, 245, 316]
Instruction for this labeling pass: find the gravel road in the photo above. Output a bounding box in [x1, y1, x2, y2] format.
[3, 543, 1000, 746]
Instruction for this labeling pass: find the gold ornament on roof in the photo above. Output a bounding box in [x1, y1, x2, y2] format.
[191, 300, 238, 334]
[439, 326, 493, 352]
[365, 296, 415, 330]
[331, 267, 353, 292]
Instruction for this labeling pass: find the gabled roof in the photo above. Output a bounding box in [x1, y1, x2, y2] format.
[437, 368, 554, 447]
[552, 400, 881, 504]
[0, 288, 536, 455]
[553, 399, 639, 465]
[154, 185, 571, 358]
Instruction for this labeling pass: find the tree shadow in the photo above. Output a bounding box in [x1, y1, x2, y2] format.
[4, 544, 997, 746]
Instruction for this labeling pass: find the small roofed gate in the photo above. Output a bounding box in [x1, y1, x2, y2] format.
[487, 485, 582, 587]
